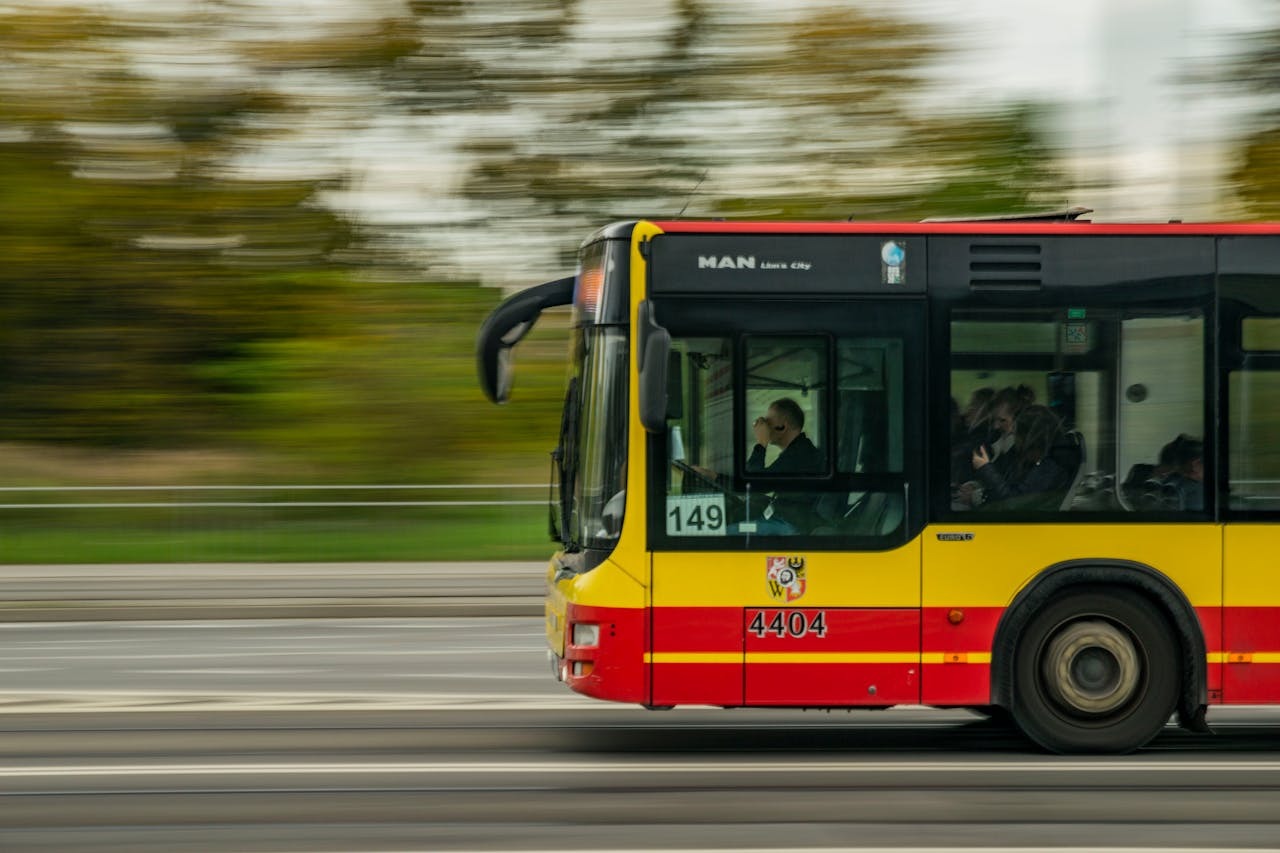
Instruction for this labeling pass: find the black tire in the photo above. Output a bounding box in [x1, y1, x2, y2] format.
[1012, 588, 1178, 754]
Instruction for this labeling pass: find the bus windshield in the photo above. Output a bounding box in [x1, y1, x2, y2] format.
[561, 324, 629, 553]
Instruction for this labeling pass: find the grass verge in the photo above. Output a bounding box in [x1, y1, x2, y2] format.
[0, 506, 555, 563]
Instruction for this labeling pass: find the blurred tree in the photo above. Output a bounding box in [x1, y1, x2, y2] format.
[392, 0, 1065, 252]
[1211, 8, 1280, 217]
[724, 103, 1067, 222]
[0, 8, 348, 447]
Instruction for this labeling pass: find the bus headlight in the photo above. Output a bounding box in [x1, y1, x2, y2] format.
[572, 623, 600, 647]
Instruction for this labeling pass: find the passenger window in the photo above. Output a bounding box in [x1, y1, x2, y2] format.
[947, 309, 1204, 516]
[1229, 370, 1280, 510]
[1243, 317, 1280, 351]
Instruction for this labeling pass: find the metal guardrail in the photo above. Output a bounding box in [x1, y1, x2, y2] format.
[0, 484, 549, 509]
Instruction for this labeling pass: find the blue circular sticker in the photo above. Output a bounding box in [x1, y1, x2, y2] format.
[881, 240, 905, 267]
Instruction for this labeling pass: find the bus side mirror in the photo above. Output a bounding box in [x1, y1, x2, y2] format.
[476, 276, 575, 404]
[637, 300, 671, 434]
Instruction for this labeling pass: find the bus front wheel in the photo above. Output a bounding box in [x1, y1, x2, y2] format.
[1012, 588, 1178, 754]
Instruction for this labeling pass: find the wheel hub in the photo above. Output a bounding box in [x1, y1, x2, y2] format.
[1041, 619, 1140, 715]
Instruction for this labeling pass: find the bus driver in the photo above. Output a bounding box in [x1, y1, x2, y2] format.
[691, 397, 824, 534]
[740, 398, 825, 534]
[747, 398, 823, 475]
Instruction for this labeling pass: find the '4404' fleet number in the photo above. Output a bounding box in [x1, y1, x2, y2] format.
[748, 609, 827, 639]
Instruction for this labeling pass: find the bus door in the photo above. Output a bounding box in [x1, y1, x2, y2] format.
[1222, 291, 1280, 702]
[648, 298, 926, 707]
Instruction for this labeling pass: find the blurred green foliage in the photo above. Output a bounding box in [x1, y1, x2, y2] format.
[0, 4, 564, 487]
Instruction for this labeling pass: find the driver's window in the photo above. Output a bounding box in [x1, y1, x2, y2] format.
[663, 334, 836, 541]
[661, 331, 906, 546]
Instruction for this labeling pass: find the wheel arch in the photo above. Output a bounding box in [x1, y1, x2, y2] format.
[989, 559, 1207, 728]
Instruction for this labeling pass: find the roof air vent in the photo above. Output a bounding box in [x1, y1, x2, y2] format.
[968, 242, 1042, 291]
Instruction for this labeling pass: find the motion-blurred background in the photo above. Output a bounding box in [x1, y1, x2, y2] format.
[0, 0, 1273, 563]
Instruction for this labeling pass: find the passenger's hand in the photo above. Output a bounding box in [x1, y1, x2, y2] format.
[954, 480, 980, 508]
[972, 445, 991, 470]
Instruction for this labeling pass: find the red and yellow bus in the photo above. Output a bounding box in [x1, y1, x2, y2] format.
[477, 208, 1280, 753]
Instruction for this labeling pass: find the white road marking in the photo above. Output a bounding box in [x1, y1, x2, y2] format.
[0, 647, 536, 660]
[384, 673, 546, 680]
[0, 618, 542, 630]
[131, 669, 323, 676]
[0, 690, 600, 712]
[5, 759, 1280, 777]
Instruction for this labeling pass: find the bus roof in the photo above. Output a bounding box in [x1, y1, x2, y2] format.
[647, 219, 1280, 236]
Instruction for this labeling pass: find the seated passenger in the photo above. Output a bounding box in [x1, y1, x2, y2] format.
[1126, 434, 1205, 511]
[1163, 434, 1205, 511]
[986, 384, 1036, 465]
[951, 387, 995, 485]
[952, 385, 1034, 508]
[971, 404, 1071, 509]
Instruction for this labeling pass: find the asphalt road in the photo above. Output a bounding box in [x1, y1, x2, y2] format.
[5, 616, 1280, 852]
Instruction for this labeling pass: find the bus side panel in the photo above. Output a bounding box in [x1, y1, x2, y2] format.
[744, 608, 919, 706]
[921, 523, 1222, 708]
[651, 547, 922, 708]
[1224, 526, 1280, 703]
[650, 606, 743, 705]
[920, 606, 1003, 705]
[1220, 607, 1280, 702]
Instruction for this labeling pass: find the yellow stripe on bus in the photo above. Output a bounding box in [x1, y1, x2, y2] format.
[648, 651, 1280, 666]
[921, 652, 993, 664]
[644, 653, 740, 664]
[1209, 652, 1280, 664]
[644, 652, 991, 665]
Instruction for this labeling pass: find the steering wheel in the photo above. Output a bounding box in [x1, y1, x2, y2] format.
[670, 459, 725, 494]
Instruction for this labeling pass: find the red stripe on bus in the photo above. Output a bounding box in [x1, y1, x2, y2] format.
[655, 606, 921, 652]
[652, 663, 741, 707]
[744, 608, 918, 653]
[652, 607, 740, 653]
[650, 220, 1280, 236]
[1222, 606, 1280, 649]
